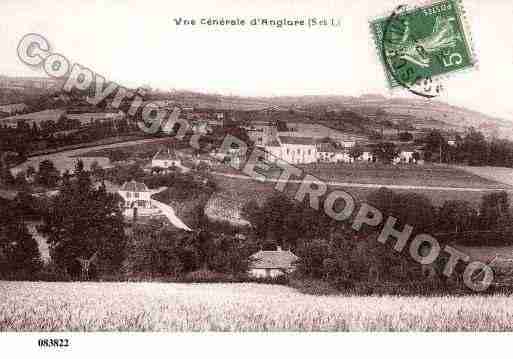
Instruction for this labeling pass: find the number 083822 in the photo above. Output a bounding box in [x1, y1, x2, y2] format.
[38, 338, 70, 348]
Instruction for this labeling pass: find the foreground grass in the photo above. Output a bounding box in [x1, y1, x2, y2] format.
[2, 282, 513, 331]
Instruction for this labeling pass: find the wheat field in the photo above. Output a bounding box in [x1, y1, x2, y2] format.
[2, 281, 513, 331]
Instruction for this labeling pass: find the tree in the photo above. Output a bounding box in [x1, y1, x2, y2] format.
[40, 161, 127, 278]
[0, 222, 41, 277]
[367, 187, 436, 234]
[0, 162, 14, 186]
[349, 144, 364, 161]
[459, 128, 489, 166]
[296, 238, 331, 278]
[37, 159, 60, 187]
[90, 160, 104, 179]
[241, 199, 262, 226]
[398, 131, 413, 142]
[26, 165, 36, 179]
[438, 200, 476, 234]
[423, 130, 447, 163]
[371, 142, 399, 164]
[11, 191, 41, 221]
[276, 120, 288, 132]
[13, 171, 28, 188]
[479, 191, 510, 229]
[0, 199, 41, 278]
[367, 187, 396, 220]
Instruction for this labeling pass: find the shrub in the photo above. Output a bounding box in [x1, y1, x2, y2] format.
[183, 270, 238, 283]
[35, 263, 72, 282]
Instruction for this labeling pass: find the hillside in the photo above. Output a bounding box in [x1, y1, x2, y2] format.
[4, 77, 512, 139]
[160, 91, 513, 139]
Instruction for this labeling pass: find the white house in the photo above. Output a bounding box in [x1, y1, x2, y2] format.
[393, 145, 420, 164]
[447, 137, 457, 146]
[316, 142, 338, 163]
[118, 180, 160, 218]
[152, 149, 181, 169]
[360, 151, 374, 162]
[0, 103, 28, 116]
[249, 247, 299, 278]
[277, 136, 317, 164]
[316, 142, 354, 163]
[338, 140, 356, 149]
[334, 151, 353, 163]
[394, 150, 415, 164]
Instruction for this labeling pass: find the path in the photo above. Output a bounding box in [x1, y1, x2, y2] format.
[150, 188, 192, 231]
[211, 171, 513, 193]
[26, 221, 50, 263]
[455, 165, 513, 189]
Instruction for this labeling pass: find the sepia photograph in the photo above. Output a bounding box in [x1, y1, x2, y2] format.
[1, 0, 513, 355]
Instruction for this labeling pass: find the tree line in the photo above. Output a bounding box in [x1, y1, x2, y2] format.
[242, 187, 513, 291]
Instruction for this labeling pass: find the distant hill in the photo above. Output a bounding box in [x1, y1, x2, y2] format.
[3, 77, 512, 139]
[160, 91, 513, 139]
[175, 92, 513, 139]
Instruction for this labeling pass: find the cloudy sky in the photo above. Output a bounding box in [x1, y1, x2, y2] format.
[1, 0, 513, 120]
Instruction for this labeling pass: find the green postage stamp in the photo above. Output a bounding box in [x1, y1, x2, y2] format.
[370, 0, 476, 96]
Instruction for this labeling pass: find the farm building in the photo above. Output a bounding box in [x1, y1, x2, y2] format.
[118, 180, 160, 218]
[278, 136, 317, 164]
[0, 109, 65, 129]
[66, 111, 125, 126]
[249, 247, 299, 278]
[261, 136, 317, 164]
[0, 103, 28, 116]
[393, 145, 422, 164]
[151, 149, 181, 170]
[316, 142, 353, 163]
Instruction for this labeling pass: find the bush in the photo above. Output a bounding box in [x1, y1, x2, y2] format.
[248, 275, 290, 285]
[35, 263, 72, 282]
[183, 270, 239, 283]
[289, 277, 338, 295]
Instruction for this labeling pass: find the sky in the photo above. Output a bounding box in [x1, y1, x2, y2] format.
[1, 0, 513, 120]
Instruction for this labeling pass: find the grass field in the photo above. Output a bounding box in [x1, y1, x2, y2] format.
[331, 185, 497, 208]
[213, 173, 504, 209]
[2, 281, 513, 331]
[299, 163, 509, 189]
[76, 138, 184, 161]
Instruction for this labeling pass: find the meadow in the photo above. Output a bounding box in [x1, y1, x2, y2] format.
[2, 281, 513, 331]
[76, 137, 184, 161]
[299, 163, 509, 189]
[212, 172, 505, 209]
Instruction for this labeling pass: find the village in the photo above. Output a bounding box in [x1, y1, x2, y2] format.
[1, 96, 506, 287]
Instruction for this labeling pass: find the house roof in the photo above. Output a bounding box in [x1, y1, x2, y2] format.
[278, 136, 316, 146]
[120, 180, 149, 192]
[153, 148, 178, 161]
[250, 250, 299, 269]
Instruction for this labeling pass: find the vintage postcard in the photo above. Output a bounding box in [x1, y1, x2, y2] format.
[1, 0, 513, 356]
